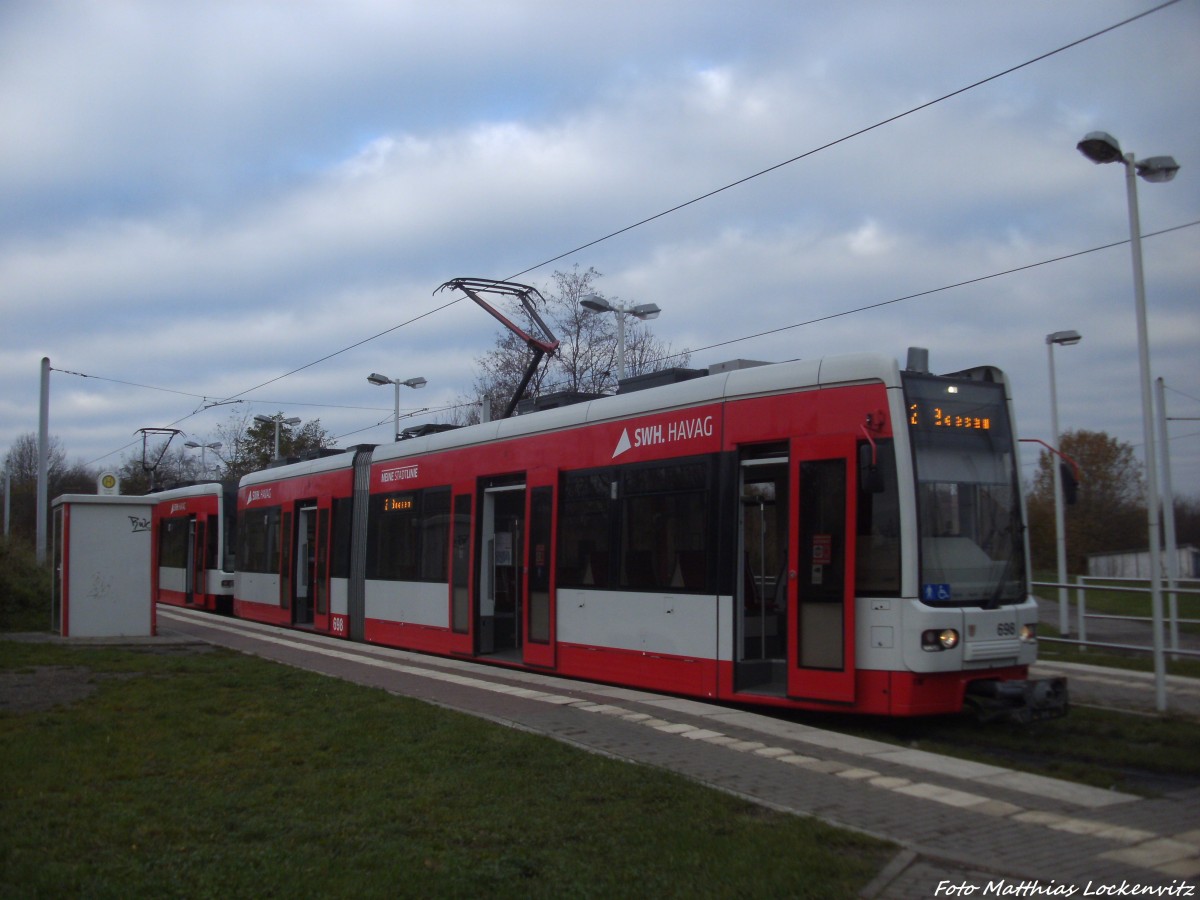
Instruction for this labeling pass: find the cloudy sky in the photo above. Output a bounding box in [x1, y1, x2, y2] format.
[3, 0, 1198, 500]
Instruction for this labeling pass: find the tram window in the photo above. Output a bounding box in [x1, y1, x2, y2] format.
[621, 491, 707, 590]
[855, 440, 900, 595]
[558, 471, 611, 588]
[330, 497, 353, 579]
[366, 486, 451, 582]
[558, 457, 715, 593]
[418, 488, 451, 581]
[159, 518, 189, 568]
[620, 459, 711, 592]
[237, 505, 281, 574]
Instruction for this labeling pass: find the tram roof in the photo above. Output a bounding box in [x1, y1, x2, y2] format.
[238, 352, 912, 489]
[372, 351, 901, 465]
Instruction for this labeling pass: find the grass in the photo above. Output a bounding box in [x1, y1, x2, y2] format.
[0, 642, 891, 899]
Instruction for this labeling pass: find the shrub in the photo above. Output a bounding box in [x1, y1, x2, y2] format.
[0, 536, 51, 631]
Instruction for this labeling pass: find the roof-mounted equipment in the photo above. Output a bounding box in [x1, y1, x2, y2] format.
[436, 277, 560, 419]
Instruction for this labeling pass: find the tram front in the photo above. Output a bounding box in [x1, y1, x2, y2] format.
[902, 364, 1068, 721]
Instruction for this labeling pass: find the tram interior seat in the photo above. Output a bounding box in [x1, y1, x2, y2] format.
[578, 551, 609, 588]
[669, 551, 706, 590]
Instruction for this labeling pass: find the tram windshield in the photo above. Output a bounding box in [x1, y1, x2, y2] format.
[903, 373, 1026, 606]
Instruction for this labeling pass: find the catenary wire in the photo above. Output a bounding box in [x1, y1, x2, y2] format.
[76, 218, 1200, 465]
[67, 1, 1186, 463]
[199, 0, 1185, 409]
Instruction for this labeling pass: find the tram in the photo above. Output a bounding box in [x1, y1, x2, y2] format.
[150, 481, 237, 613]
[232, 348, 1067, 719]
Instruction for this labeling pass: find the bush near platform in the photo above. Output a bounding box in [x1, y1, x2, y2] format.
[0, 536, 50, 632]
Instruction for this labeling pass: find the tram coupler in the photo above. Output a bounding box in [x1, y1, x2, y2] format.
[965, 676, 1068, 724]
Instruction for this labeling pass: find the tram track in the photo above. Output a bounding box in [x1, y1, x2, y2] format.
[769, 695, 1200, 799]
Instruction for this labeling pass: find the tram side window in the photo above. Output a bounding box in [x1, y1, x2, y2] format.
[159, 518, 189, 568]
[557, 472, 612, 588]
[419, 488, 451, 581]
[621, 460, 710, 591]
[238, 506, 281, 574]
[558, 458, 713, 593]
[366, 487, 451, 582]
[856, 440, 901, 595]
[330, 497, 353, 580]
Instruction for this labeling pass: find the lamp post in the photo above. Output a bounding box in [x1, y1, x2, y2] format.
[1077, 130, 1178, 712]
[367, 373, 427, 441]
[1045, 330, 1081, 638]
[579, 295, 662, 381]
[253, 413, 301, 460]
[184, 440, 222, 479]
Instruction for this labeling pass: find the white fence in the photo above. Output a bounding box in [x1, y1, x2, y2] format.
[1087, 545, 1200, 579]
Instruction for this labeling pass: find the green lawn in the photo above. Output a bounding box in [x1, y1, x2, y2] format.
[1, 642, 891, 899]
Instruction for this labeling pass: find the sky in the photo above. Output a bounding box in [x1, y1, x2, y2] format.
[2, 0, 1198, 505]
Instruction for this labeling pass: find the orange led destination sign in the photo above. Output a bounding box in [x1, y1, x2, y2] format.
[908, 403, 991, 432]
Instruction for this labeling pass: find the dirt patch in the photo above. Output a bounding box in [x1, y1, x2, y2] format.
[0, 636, 215, 713]
[0, 666, 102, 713]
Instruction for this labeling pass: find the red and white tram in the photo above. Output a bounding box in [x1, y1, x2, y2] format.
[233, 350, 1066, 719]
[151, 481, 237, 613]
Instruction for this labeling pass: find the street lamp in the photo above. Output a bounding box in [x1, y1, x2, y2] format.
[1045, 330, 1081, 637]
[1077, 130, 1178, 711]
[184, 440, 222, 479]
[367, 373, 427, 441]
[579, 294, 661, 381]
[254, 413, 301, 460]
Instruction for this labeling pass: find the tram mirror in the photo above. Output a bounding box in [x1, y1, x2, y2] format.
[858, 444, 885, 494]
[1059, 463, 1078, 506]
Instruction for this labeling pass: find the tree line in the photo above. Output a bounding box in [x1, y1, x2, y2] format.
[1024, 429, 1200, 574]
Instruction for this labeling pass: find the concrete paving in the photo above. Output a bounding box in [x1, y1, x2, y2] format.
[124, 608, 1200, 897]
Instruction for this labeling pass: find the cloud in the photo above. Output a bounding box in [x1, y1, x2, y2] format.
[1, 1, 1197, 491]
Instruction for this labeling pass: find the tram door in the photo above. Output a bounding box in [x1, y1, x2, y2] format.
[477, 484, 525, 658]
[293, 504, 317, 626]
[735, 454, 789, 694]
[789, 437, 857, 704]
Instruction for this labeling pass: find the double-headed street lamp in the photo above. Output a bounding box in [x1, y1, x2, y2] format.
[254, 413, 301, 460]
[1045, 330, 1081, 637]
[1077, 130, 1179, 712]
[579, 294, 662, 381]
[184, 440, 222, 479]
[367, 373, 427, 441]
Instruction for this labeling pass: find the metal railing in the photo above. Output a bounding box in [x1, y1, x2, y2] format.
[1032, 577, 1200, 711]
[1034, 576, 1200, 652]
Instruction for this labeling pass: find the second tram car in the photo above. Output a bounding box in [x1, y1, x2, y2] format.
[151, 481, 237, 613]
[232, 350, 1067, 719]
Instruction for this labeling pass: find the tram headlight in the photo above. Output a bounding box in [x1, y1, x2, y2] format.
[921, 628, 960, 651]
[1020, 623, 1037, 642]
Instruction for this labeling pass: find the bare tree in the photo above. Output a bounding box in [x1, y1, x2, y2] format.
[218, 412, 337, 481]
[2, 434, 95, 543]
[463, 266, 690, 421]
